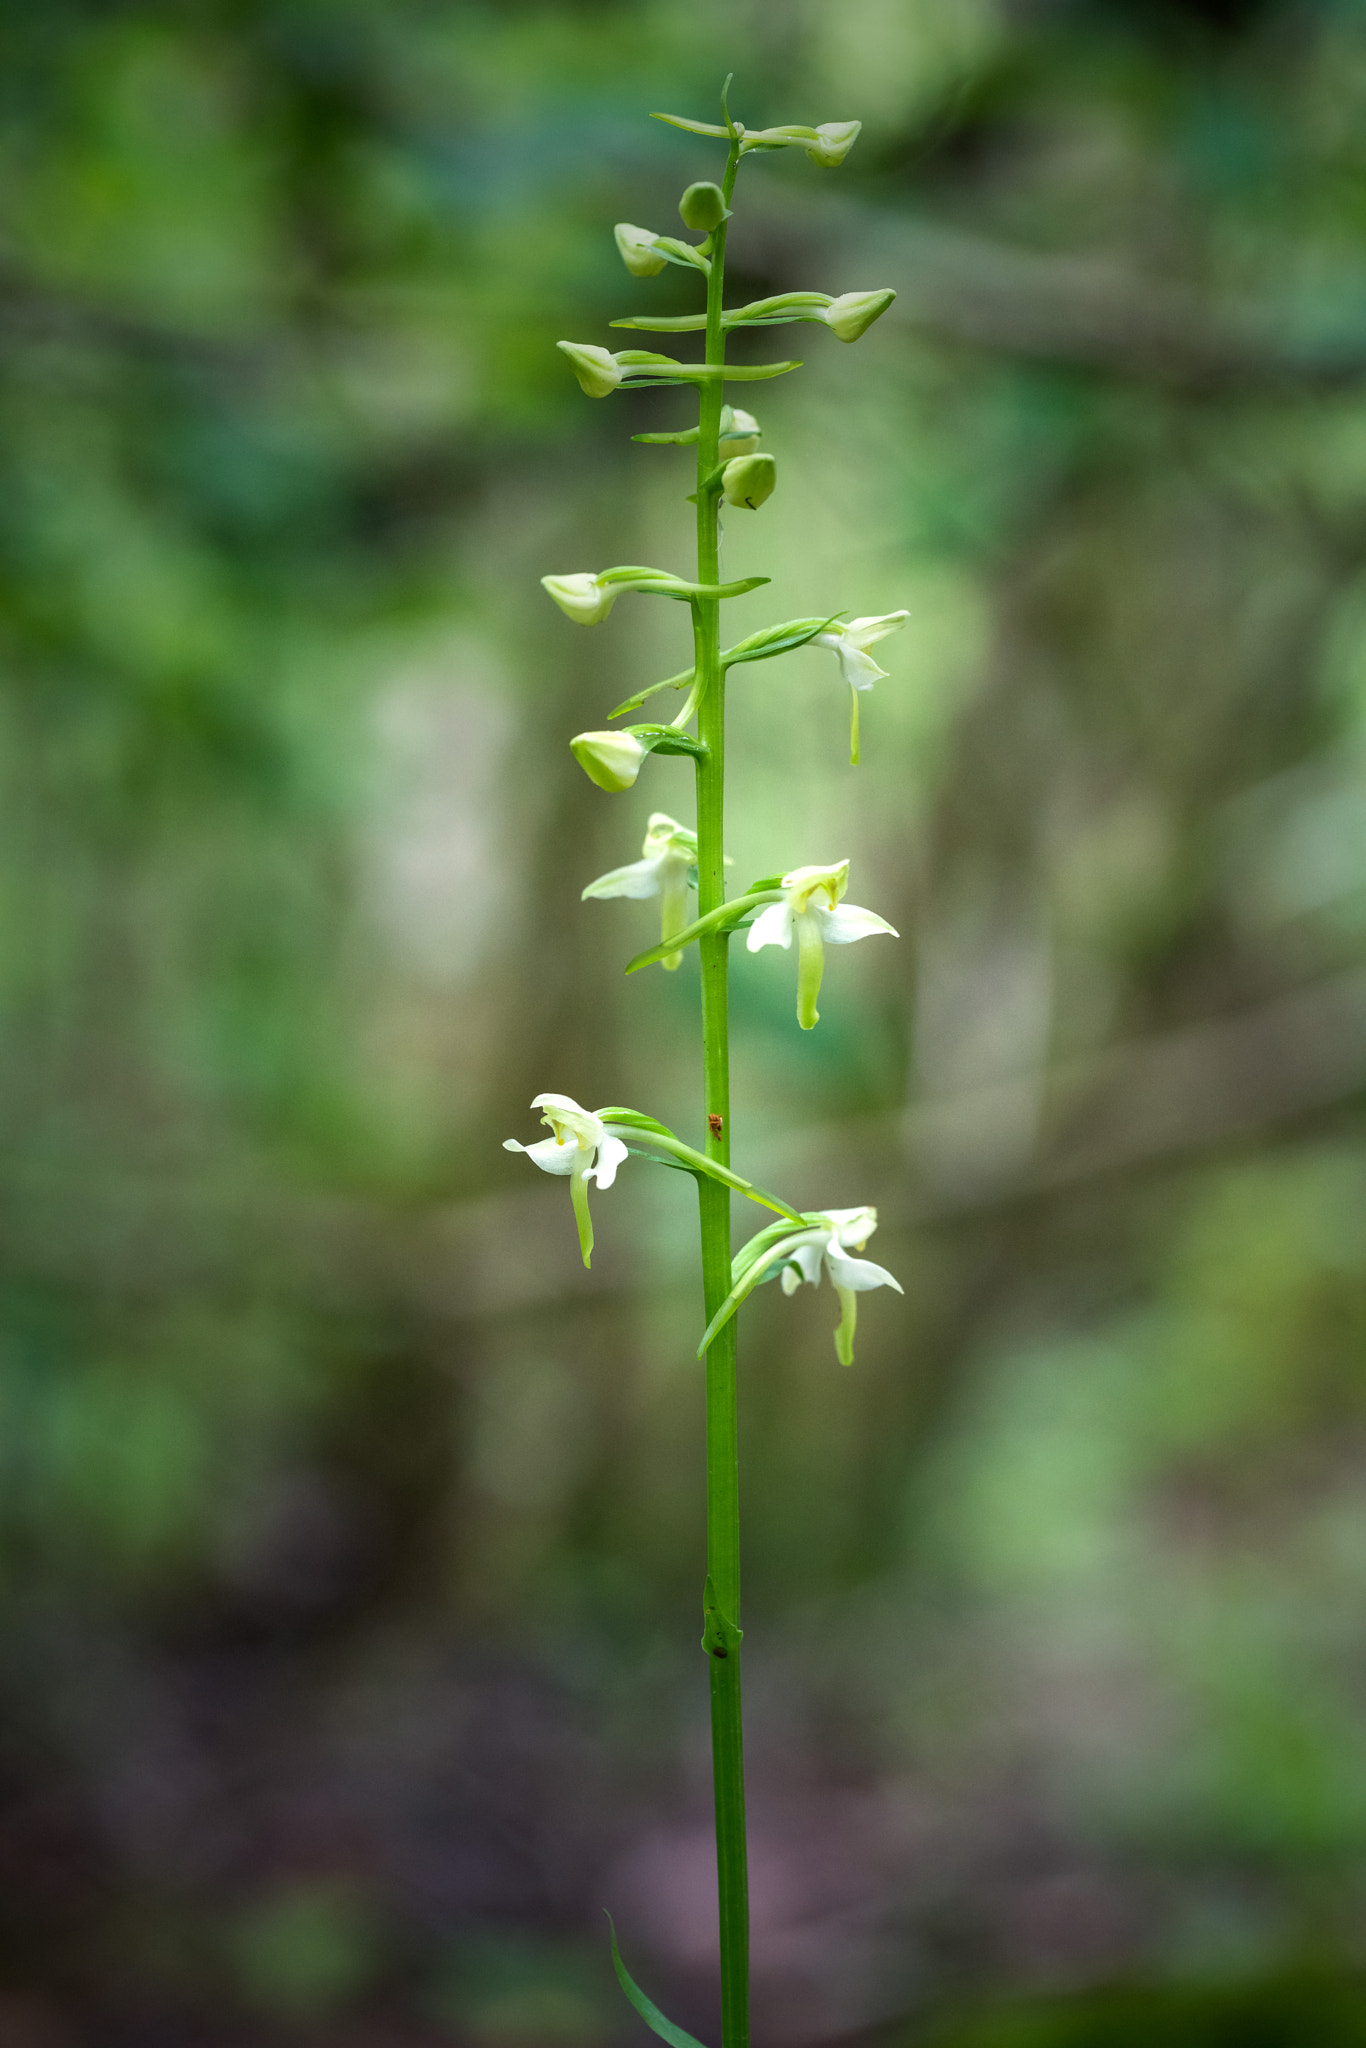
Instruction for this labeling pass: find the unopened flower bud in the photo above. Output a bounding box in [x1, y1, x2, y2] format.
[556, 340, 623, 397]
[542, 573, 617, 626]
[678, 181, 727, 231]
[719, 406, 761, 456]
[721, 453, 777, 511]
[614, 223, 667, 277]
[805, 121, 861, 167]
[821, 290, 895, 343]
[570, 730, 647, 792]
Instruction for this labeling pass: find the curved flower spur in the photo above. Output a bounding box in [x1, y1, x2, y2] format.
[515, 76, 907, 2048]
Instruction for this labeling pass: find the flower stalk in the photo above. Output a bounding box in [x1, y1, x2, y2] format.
[507, 77, 907, 2048]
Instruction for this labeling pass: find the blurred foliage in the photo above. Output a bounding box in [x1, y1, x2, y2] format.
[6, 0, 1366, 2043]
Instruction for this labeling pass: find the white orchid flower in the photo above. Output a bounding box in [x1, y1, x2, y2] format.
[700, 1205, 902, 1365]
[746, 859, 897, 1029]
[614, 223, 668, 277]
[813, 611, 910, 763]
[503, 1092, 632, 1268]
[582, 812, 698, 969]
[820, 289, 896, 342]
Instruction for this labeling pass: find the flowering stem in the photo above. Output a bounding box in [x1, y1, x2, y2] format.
[692, 135, 749, 2048]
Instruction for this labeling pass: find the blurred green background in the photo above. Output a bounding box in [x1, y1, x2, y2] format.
[6, 1, 1366, 2043]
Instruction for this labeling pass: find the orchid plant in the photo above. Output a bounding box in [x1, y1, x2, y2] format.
[503, 81, 903, 2048]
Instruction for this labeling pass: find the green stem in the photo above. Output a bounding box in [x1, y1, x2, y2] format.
[692, 136, 749, 2048]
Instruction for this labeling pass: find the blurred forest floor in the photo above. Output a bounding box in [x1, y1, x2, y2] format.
[6, 1, 1366, 2043]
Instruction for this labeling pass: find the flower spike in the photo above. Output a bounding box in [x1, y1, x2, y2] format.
[746, 859, 898, 1028]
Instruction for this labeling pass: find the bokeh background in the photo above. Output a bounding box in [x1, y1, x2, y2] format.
[7, 1, 1366, 2043]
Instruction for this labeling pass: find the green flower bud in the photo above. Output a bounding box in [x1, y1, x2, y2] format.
[721, 453, 777, 511]
[571, 730, 648, 792]
[614, 223, 667, 277]
[678, 181, 727, 231]
[805, 121, 862, 167]
[542, 573, 618, 625]
[821, 290, 895, 343]
[556, 340, 623, 396]
[719, 406, 761, 456]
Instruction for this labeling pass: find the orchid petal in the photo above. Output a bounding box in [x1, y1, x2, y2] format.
[592, 1134, 630, 1189]
[787, 1242, 824, 1287]
[503, 1134, 578, 1177]
[816, 902, 899, 945]
[746, 901, 793, 952]
[582, 856, 664, 900]
[823, 1237, 904, 1294]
